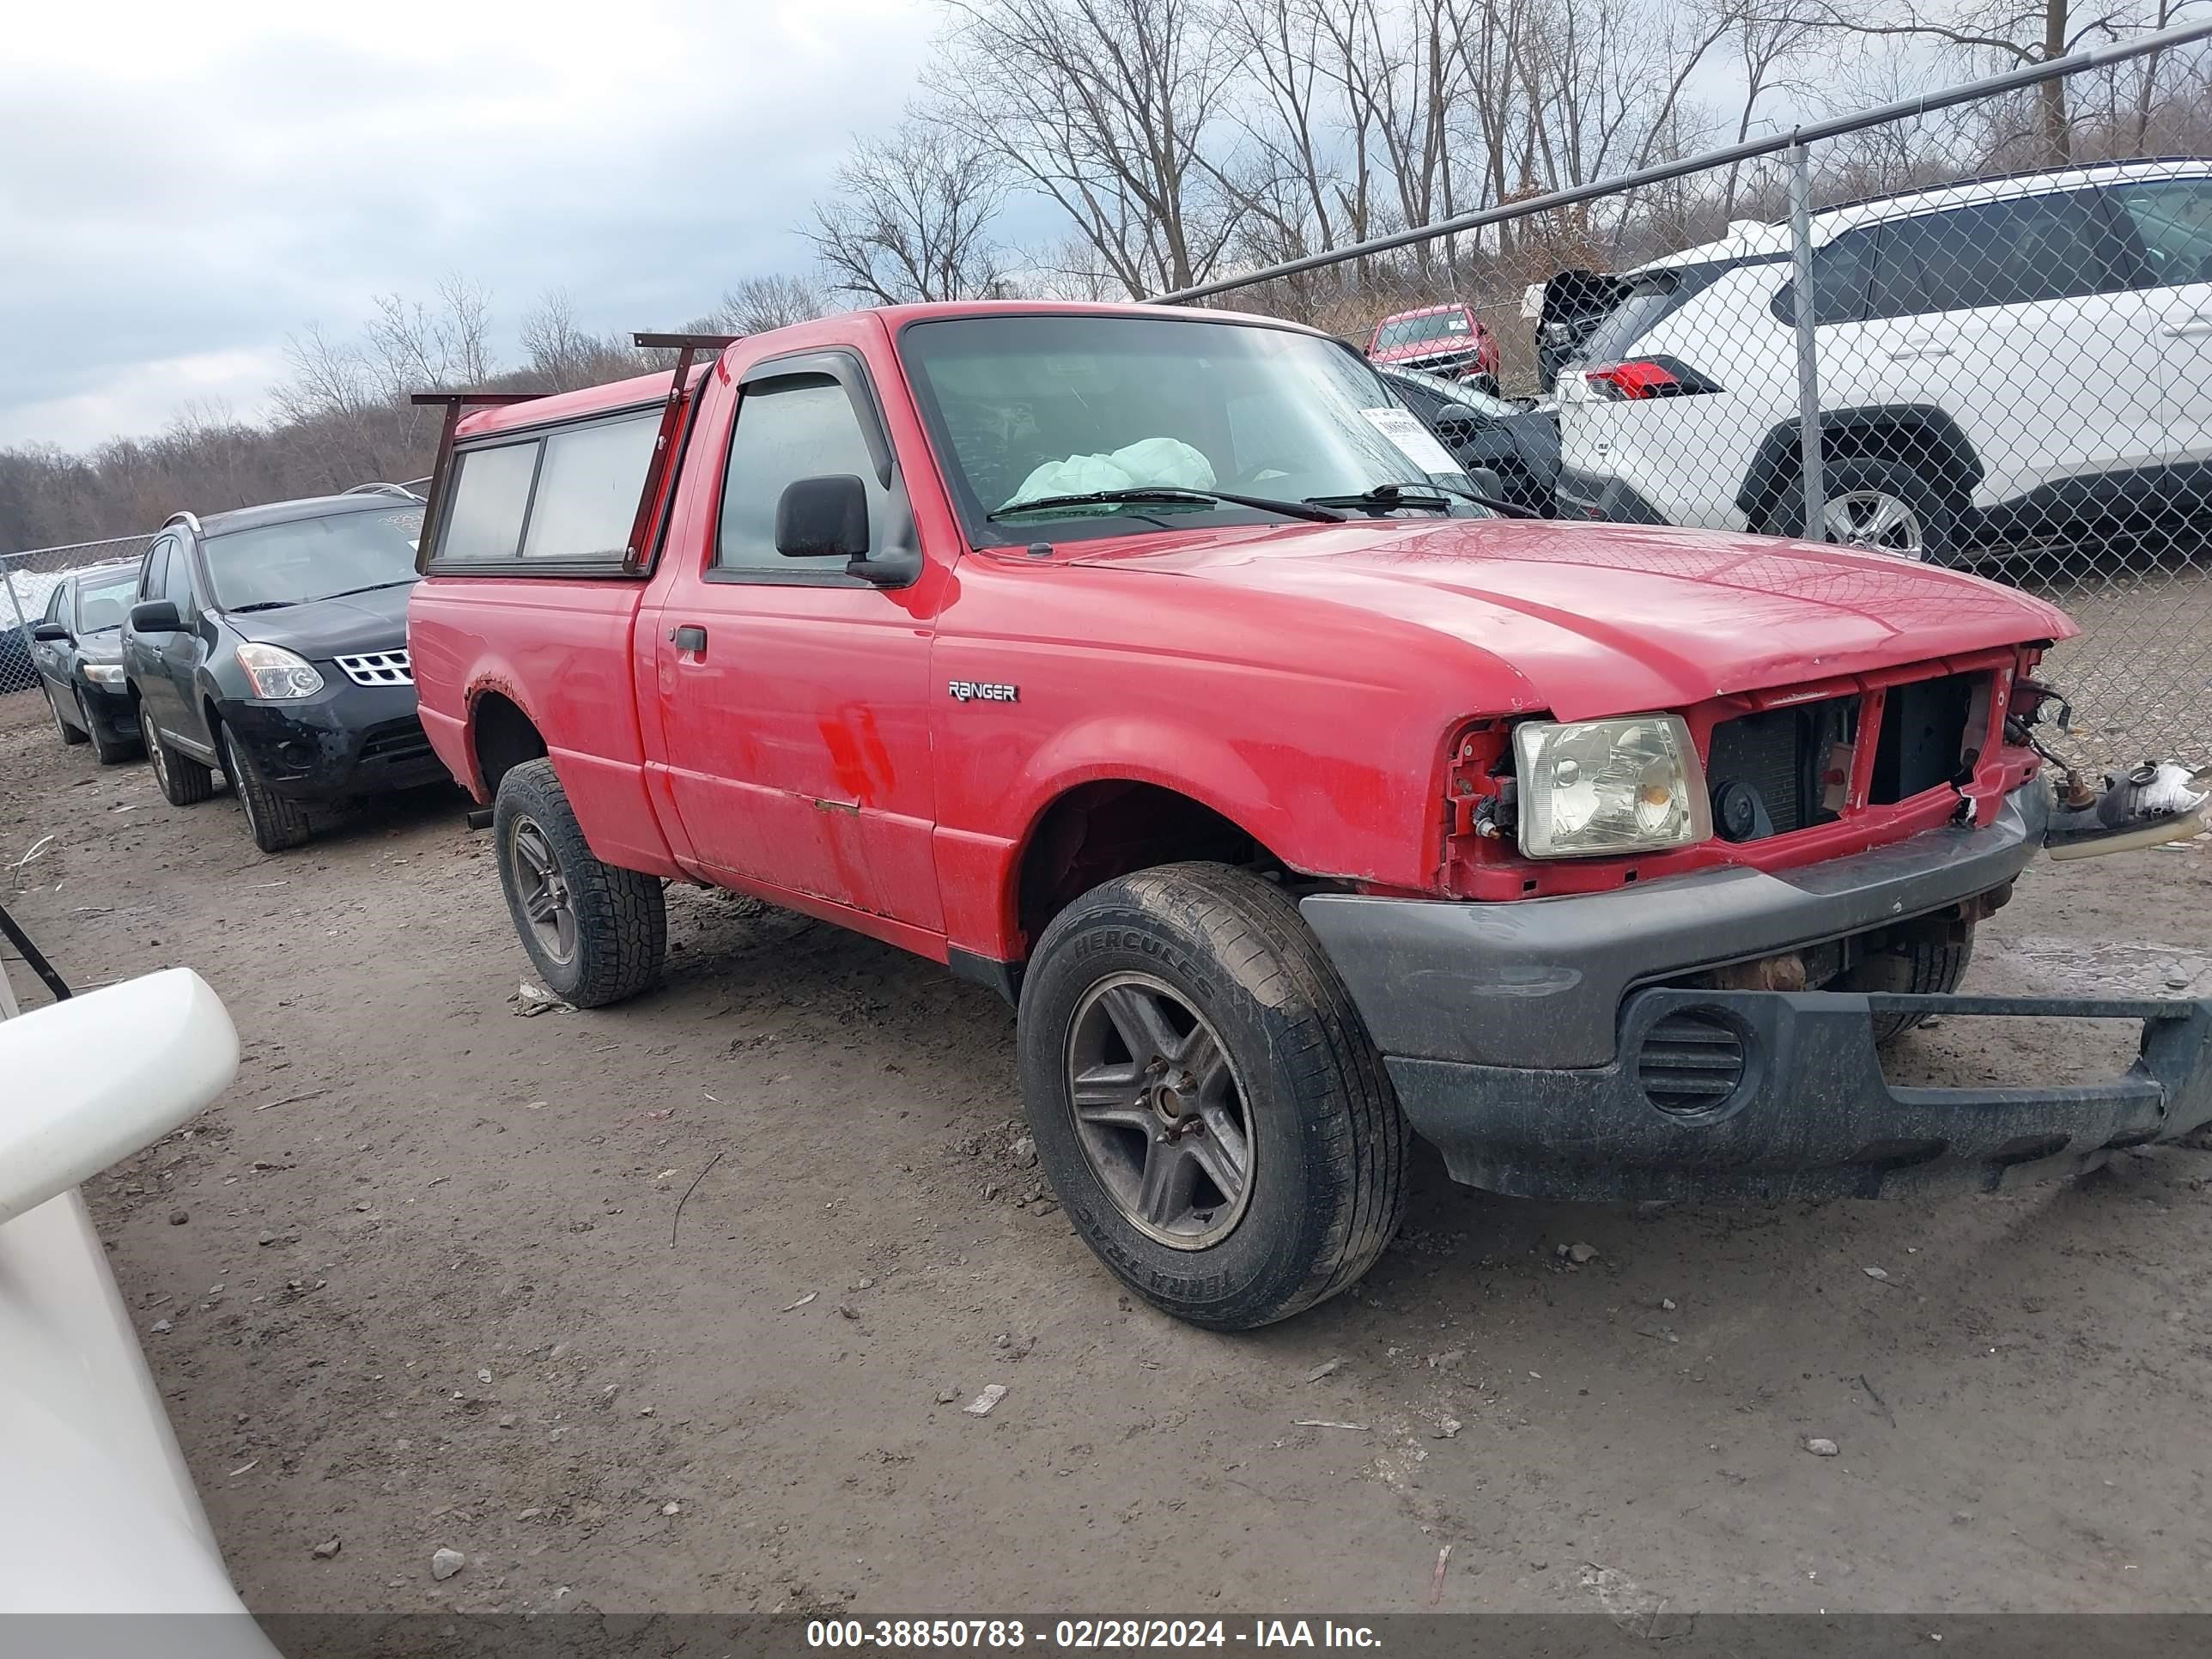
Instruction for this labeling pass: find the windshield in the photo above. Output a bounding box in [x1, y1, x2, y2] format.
[204, 506, 423, 611]
[74, 571, 140, 633]
[1375, 312, 1472, 348]
[899, 313, 1475, 542]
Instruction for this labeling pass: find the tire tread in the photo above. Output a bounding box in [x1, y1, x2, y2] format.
[495, 758, 665, 1007]
[1026, 861, 1410, 1328]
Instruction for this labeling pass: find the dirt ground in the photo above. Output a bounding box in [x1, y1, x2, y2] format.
[4, 688, 2211, 1620]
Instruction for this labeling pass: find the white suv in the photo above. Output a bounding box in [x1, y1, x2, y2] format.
[1552, 160, 2212, 562]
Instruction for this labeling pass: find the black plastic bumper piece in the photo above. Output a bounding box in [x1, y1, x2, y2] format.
[1303, 783, 2047, 1071]
[218, 681, 447, 804]
[1388, 987, 2212, 1202]
[1554, 464, 1668, 525]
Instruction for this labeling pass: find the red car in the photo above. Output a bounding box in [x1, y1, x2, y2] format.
[1365, 302, 1501, 392]
[407, 301, 2210, 1331]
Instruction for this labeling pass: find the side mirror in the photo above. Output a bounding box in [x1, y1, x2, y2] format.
[775, 474, 921, 588]
[30, 622, 69, 643]
[1464, 465, 1509, 501]
[775, 475, 870, 561]
[0, 969, 239, 1226]
[130, 600, 183, 633]
[1434, 405, 1489, 445]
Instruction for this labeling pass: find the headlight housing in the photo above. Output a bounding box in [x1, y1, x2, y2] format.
[1512, 714, 1711, 859]
[80, 662, 126, 690]
[235, 642, 325, 700]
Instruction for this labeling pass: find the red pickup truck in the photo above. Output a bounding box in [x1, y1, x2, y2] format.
[409, 301, 2212, 1330]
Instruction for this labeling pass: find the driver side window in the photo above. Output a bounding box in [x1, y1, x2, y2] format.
[138, 539, 171, 602]
[162, 542, 198, 612]
[714, 374, 888, 576]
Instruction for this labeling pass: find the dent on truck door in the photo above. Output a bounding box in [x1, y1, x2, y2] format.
[648, 368, 944, 932]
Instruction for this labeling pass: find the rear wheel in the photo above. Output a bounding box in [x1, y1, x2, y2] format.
[1840, 923, 1976, 1044]
[493, 757, 665, 1006]
[144, 711, 216, 805]
[222, 726, 313, 854]
[48, 686, 87, 746]
[1017, 862, 1409, 1331]
[80, 690, 137, 766]
[1812, 459, 1959, 565]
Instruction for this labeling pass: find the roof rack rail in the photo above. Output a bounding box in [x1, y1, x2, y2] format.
[342, 481, 422, 500]
[634, 331, 742, 353]
[1820, 155, 2212, 217]
[617, 333, 742, 574]
[161, 510, 204, 538]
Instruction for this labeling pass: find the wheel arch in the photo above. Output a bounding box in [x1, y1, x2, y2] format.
[1003, 775, 1300, 970]
[1737, 405, 1984, 532]
[467, 684, 550, 802]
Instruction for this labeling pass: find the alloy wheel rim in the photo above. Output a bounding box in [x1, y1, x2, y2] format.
[147, 722, 168, 785]
[1064, 972, 1255, 1249]
[51, 691, 69, 741]
[510, 816, 579, 964]
[1822, 489, 1924, 558]
[226, 734, 259, 834]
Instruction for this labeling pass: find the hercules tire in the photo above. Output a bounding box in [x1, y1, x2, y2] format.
[1018, 862, 1410, 1332]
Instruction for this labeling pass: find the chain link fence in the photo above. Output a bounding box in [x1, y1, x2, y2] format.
[2, 536, 155, 700]
[1171, 23, 2212, 769]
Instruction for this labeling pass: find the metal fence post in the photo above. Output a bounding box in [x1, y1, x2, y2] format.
[2, 563, 33, 673]
[1787, 140, 1824, 540]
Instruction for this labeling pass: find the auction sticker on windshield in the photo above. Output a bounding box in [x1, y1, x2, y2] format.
[1358, 406, 1461, 477]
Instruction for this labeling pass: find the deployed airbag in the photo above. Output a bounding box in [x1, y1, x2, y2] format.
[1004, 436, 1216, 507]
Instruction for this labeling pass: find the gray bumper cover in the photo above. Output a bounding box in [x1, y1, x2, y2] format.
[1300, 782, 2048, 1071]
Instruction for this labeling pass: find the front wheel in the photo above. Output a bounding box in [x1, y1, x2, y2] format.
[48, 686, 88, 746]
[1839, 922, 1976, 1044]
[79, 690, 137, 765]
[493, 757, 665, 1007]
[223, 726, 313, 854]
[1017, 863, 1410, 1331]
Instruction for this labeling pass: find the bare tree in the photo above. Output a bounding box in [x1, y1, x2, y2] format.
[704, 273, 831, 333]
[1746, 0, 2197, 161]
[807, 120, 1009, 303]
[928, 0, 1241, 295]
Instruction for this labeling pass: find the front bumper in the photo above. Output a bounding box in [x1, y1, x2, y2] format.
[75, 674, 137, 734]
[217, 678, 446, 804]
[1386, 988, 2212, 1200]
[1554, 462, 1667, 525]
[1304, 783, 2051, 1071]
[1297, 783, 2212, 1200]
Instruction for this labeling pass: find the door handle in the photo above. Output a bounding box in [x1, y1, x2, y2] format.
[1887, 345, 1954, 361]
[2160, 318, 2212, 338]
[671, 624, 708, 653]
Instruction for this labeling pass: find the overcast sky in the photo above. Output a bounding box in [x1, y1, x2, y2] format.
[0, 0, 942, 453]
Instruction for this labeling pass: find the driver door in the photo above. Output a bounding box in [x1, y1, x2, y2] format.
[643, 348, 947, 935]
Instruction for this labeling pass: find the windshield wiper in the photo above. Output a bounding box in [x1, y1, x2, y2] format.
[988, 487, 1346, 526]
[228, 600, 297, 613]
[318, 580, 417, 600]
[1305, 480, 1537, 520]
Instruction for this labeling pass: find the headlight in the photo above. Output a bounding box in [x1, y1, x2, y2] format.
[235, 642, 325, 700]
[81, 662, 126, 690]
[1512, 714, 1711, 859]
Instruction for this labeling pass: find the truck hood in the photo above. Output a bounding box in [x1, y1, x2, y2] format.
[1060, 519, 2074, 720]
[226, 582, 413, 659]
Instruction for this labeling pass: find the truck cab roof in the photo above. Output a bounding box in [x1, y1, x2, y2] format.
[453, 302, 1328, 442]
